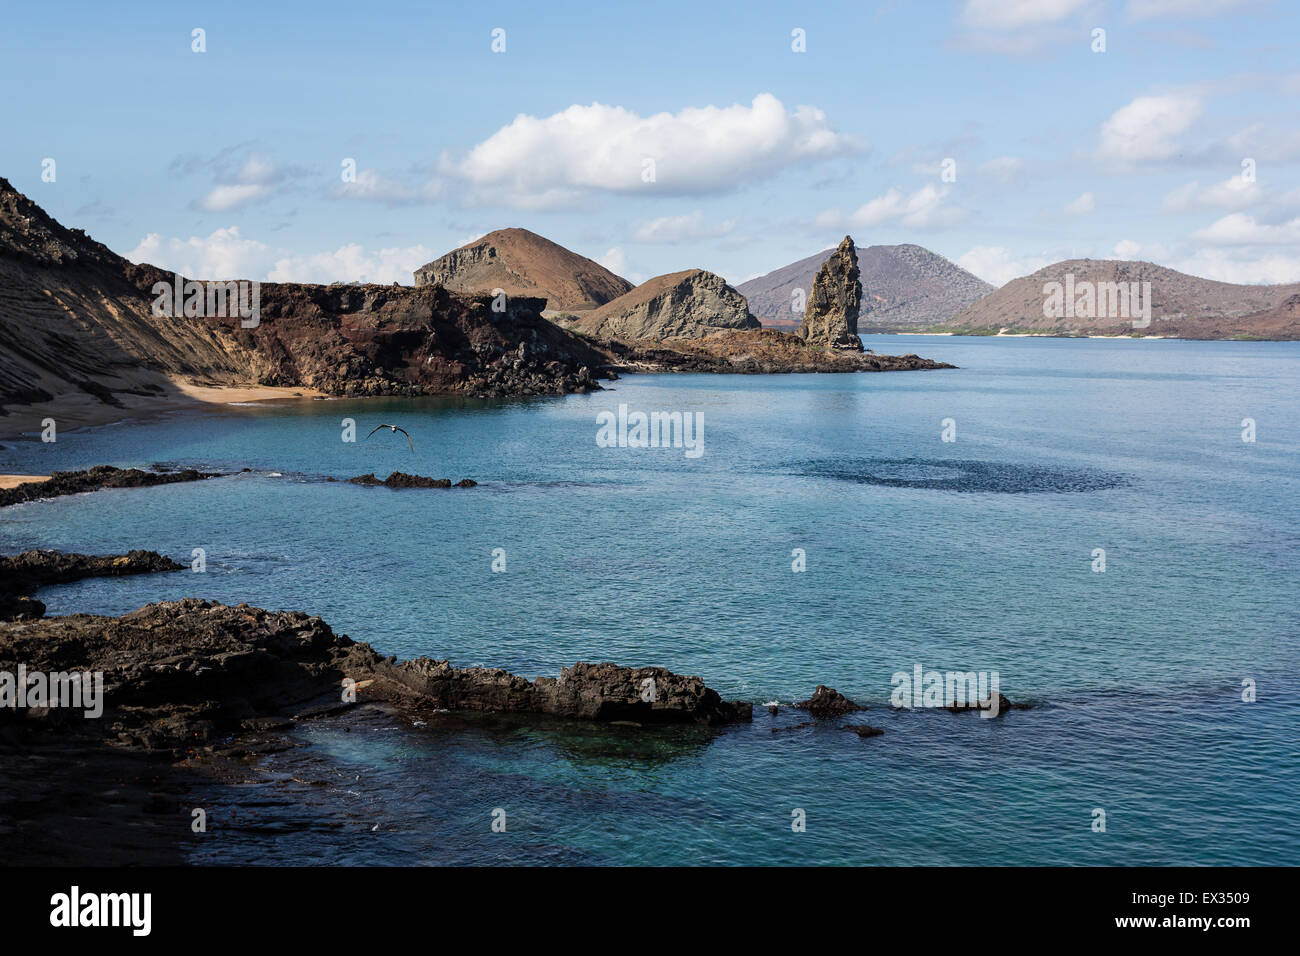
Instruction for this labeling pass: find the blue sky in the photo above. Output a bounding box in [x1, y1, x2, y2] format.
[3, 0, 1298, 288]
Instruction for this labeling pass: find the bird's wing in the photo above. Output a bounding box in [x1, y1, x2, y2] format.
[364, 425, 386, 439]
[394, 427, 414, 452]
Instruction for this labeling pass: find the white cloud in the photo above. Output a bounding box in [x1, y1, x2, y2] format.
[956, 246, 1055, 285]
[1163, 174, 1262, 211]
[268, 244, 435, 285]
[128, 227, 433, 284]
[191, 151, 292, 212]
[332, 168, 443, 206]
[1192, 212, 1300, 245]
[128, 227, 274, 279]
[194, 183, 273, 213]
[819, 184, 966, 231]
[1171, 248, 1300, 284]
[1064, 191, 1096, 216]
[962, 0, 1090, 29]
[1126, 0, 1260, 20]
[631, 211, 735, 243]
[1113, 239, 1144, 258]
[1096, 94, 1202, 166]
[979, 156, 1025, 182]
[595, 247, 643, 284]
[439, 93, 858, 207]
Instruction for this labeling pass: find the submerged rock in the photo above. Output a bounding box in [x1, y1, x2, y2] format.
[798, 236, 865, 351]
[844, 724, 885, 738]
[796, 684, 865, 718]
[943, 693, 1026, 716]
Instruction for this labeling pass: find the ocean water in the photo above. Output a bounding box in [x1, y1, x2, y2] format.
[2, 335, 1297, 865]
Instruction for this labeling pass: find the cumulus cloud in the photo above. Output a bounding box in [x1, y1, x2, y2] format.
[129, 227, 275, 279]
[979, 156, 1025, 182]
[1163, 174, 1263, 211]
[1192, 212, 1300, 245]
[817, 184, 966, 232]
[595, 247, 644, 284]
[331, 168, 443, 206]
[1126, 0, 1262, 19]
[1171, 248, 1300, 284]
[631, 211, 735, 243]
[128, 228, 433, 284]
[962, 0, 1090, 29]
[1064, 191, 1097, 216]
[438, 93, 859, 207]
[956, 246, 1055, 285]
[191, 152, 298, 213]
[1096, 94, 1202, 166]
[1113, 239, 1144, 258]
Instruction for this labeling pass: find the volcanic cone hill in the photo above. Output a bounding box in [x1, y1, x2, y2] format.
[738, 242, 993, 330]
[412, 227, 633, 312]
[947, 258, 1300, 338]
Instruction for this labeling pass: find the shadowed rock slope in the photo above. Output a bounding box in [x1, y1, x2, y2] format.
[0, 179, 612, 418]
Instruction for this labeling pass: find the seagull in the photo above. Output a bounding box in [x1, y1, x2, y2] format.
[365, 424, 414, 452]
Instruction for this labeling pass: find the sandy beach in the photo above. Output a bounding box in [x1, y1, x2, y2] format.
[0, 379, 325, 441]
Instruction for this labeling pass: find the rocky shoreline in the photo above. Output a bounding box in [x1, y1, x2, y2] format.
[0, 465, 218, 508]
[0, 548, 1027, 862]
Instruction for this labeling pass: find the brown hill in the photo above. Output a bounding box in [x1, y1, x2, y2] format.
[0, 178, 258, 412]
[738, 243, 993, 329]
[0, 178, 609, 430]
[570, 269, 760, 340]
[413, 228, 632, 312]
[949, 259, 1300, 338]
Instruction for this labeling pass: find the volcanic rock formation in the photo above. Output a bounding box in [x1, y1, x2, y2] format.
[570, 269, 761, 340]
[797, 236, 865, 351]
[412, 228, 633, 312]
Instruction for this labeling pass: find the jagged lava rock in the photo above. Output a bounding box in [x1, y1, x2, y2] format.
[797, 684, 864, 717]
[798, 236, 864, 351]
[571, 269, 761, 341]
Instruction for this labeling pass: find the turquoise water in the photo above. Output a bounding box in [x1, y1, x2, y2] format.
[2, 336, 1297, 865]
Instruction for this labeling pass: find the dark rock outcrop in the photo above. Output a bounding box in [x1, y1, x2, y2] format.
[798, 236, 864, 351]
[571, 269, 761, 340]
[599, 329, 955, 374]
[0, 177, 614, 417]
[0, 548, 183, 600]
[381, 659, 752, 726]
[0, 599, 750, 754]
[738, 242, 993, 329]
[797, 684, 864, 718]
[0, 465, 217, 508]
[347, 472, 473, 489]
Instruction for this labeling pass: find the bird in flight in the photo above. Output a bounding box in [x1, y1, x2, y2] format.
[365, 424, 414, 452]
